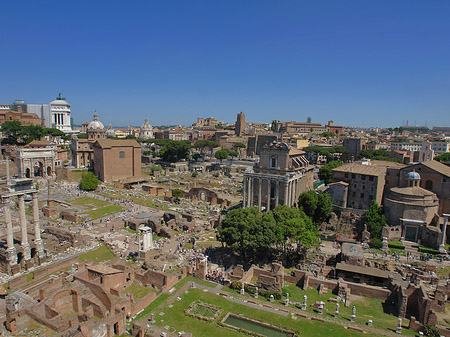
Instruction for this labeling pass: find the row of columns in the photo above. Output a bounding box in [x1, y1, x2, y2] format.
[243, 176, 298, 211]
[3, 192, 45, 271]
[54, 113, 65, 126]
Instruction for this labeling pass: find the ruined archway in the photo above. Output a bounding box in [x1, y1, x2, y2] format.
[33, 161, 44, 177]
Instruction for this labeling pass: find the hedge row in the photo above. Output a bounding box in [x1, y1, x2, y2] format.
[388, 241, 405, 250]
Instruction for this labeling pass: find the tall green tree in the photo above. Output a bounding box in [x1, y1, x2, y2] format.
[80, 172, 100, 191]
[215, 149, 229, 162]
[1, 121, 22, 145]
[160, 140, 191, 162]
[298, 191, 332, 225]
[318, 160, 342, 184]
[315, 193, 333, 225]
[365, 200, 386, 239]
[217, 207, 276, 260]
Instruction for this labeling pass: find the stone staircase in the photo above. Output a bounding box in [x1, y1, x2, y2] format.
[403, 241, 420, 258]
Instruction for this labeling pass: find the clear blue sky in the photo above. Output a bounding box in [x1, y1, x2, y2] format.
[1, 1, 449, 128]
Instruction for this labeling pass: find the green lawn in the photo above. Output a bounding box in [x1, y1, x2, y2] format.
[122, 281, 152, 300]
[69, 197, 111, 207]
[145, 287, 388, 337]
[84, 205, 124, 219]
[132, 276, 417, 337]
[79, 245, 115, 262]
[281, 283, 415, 335]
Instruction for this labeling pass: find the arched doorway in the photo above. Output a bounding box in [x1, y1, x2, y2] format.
[33, 162, 43, 177]
[25, 168, 31, 178]
[47, 166, 52, 176]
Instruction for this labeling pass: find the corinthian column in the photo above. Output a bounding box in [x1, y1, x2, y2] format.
[32, 192, 45, 258]
[4, 198, 17, 266]
[18, 194, 31, 260]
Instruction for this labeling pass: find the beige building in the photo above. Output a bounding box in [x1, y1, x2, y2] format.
[332, 162, 392, 209]
[243, 141, 313, 211]
[93, 139, 141, 182]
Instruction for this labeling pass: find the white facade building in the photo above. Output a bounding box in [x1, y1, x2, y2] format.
[48, 93, 74, 133]
[139, 118, 154, 140]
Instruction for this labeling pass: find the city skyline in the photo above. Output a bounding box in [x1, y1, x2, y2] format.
[1, 1, 449, 127]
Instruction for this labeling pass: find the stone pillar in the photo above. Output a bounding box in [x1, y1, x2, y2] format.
[275, 181, 279, 208]
[290, 179, 296, 207]
[439, 214, 449, 252]
[18, 195, 31, 261]
[4, 198, 17, 266]
[249, 178, 253, 207]
[284, 181, 289, 206]
[258, 178, 262, 211]
[243, 177, 247, 208]
[32, 192, 45, 258]
[266, 179, 271, 212]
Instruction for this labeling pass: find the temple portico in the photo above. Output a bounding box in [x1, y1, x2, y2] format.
[243, 142, 314, 212]
[243, 172, 305, 211]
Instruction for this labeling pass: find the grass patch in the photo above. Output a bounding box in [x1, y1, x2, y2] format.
[123, 227, 138, 234]
[388, 241, 405, 250]
[26, 272, 34, 283]
[281, 283, 415, 335]
[184, 242, 194, 249]
[79, 245, 115, 263]
[191, 303, 218, 318]
[83, 205, 123, 219]
[145, 287, 387, 337]
[70, 197, 110, 207]
[122, 281, 151, 300]
[437, 265, 450, 276]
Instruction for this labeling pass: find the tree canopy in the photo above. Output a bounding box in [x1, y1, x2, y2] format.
[318, 160, 342, 184]
[217, 205, 319, 264]
[215, 149, 229, 161]
[80, 172, 101, 191]
[159, 140, 191, 162]
[298, 191, 332, 225]
[435, 152, 450, 163]
[358, 149, 402, 163]
[364, 200, 386, 239]
[1, 122, 68, 145]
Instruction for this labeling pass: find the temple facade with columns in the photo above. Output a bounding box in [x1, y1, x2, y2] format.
[0, 178, 45, 275]
[243, 141, 314, 212]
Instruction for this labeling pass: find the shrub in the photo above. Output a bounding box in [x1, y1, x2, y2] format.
[421, 324, 441, 337]
[80, 172, 100, 191]
[191, 171, 198, 178]
[369, 237, 382, 249]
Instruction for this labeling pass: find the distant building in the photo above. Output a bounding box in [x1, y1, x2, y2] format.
[235, 112, 246, 136]
[343, 138, 364, 161]
[0, 101, 43, 126]
[139, 118, 153, 140]
[243, 141, 313, 211]
[1, 94, 76, 134]
[71, 112, 106, 168]
[48, 93, 73, 133]
[93, 139, 141, 182]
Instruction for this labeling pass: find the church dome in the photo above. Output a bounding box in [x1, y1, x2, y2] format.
[87, 111, 104, 130]
[406, 171, 421, 180]
[141, 117, 152, 130]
